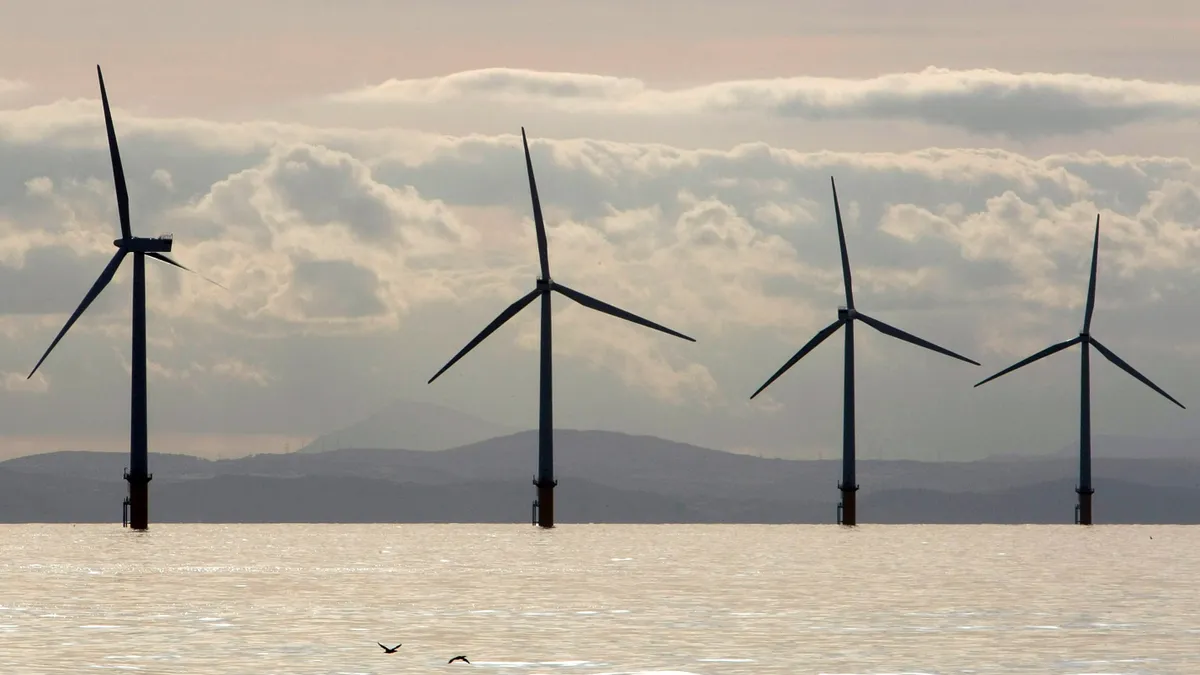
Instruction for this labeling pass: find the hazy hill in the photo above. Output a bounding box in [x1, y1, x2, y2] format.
[1050, 435, 1200, 460]
[294, 399, 517, 453]
[986, 434, 1200, 461]
[4, 429, 1200, 523]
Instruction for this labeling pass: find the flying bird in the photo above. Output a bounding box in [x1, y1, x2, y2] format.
[448, 655, 470, 664]
[377, 643, 401, 654]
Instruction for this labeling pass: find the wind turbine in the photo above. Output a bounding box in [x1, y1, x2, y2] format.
[428, 128, 696, 528]
[974, 215, 1184, 525]
[28, 65, 217, 531]
[750, 177, 980, 526]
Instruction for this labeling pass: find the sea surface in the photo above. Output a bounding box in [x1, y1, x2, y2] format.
[0, 524, 1197, 674]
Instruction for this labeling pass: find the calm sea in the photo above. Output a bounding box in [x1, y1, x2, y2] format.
[1, 524, 1197, 674]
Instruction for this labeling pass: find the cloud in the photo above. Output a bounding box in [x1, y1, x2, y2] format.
[209, 357, 271, 386]
[154, 142, 475, 331]
[330, 67, 1200, 140]
[0, 90, 1198, 459]
[878, 181, 1200, 321]
[3, 371, 48, 393]
[0, 79, 28, 96]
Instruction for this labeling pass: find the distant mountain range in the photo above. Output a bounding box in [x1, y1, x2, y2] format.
[1050, 434, 1200, 460]
[283, 396, 1200, 462]
[2, 429, 1199, 524]
[980, 433, 1200, 461]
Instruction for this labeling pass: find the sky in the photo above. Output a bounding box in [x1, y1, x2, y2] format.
[3, 0, 1200, 461]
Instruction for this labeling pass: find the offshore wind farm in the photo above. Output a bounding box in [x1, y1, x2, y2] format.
[6, 4, 1200, 672]
[0, 70, 1193, 530]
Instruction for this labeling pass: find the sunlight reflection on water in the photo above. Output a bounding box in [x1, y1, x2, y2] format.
[1, 524, 1198, 674]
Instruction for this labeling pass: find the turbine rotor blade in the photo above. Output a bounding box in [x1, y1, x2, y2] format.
[427, 288, 542, 384]
[1083, 214, 1100, 332]
[831, 176, 854, 310]
[973, 336, 1082, 388]
[521, 127, 551, 281]
[98, 65, 131, 241]
[28, 249, 128, 378]
[551, 283, 695, 342]
[1089, 337, 1185, 409]
[750, 317, 846, 399]
[146, 252, 228, 291]
[855, 312, 980, 366]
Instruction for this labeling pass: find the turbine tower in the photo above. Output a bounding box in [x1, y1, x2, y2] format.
[428, 128, 696, 529]
[28, 66, 216, 531]
[750, 177, 980, 526]
[974, 215, 1184, 525]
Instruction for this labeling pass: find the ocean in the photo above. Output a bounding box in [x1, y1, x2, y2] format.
[1, 524, 1197, 674]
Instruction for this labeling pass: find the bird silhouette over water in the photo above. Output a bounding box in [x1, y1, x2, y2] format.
[448, 655, 470, 664]
[377, 642, 402, 653]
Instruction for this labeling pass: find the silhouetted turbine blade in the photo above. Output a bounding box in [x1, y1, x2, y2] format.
[855, 313, 980, 366]
[750, 318, 846, 400]
[146, 252, 228, 290]
[521, 128, 550, 281]
[830, 177, 854, 310]
[973, 336, 1082, 388]
[97, 65, 131, 241]
[1089, 337, 1185, 409]
[551, 283, 695, 342]
[29, 249, 128, 378]
[1083, 215, 1100, 332]
[427, 288, 542, 384]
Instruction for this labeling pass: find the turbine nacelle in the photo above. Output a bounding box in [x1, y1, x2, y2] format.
[536, 277, 553, 291]
[837, 306, 856, 320]
[115, 236, 173, 253]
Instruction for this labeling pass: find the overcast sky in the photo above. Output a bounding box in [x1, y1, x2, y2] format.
[3, 0, 1200, 461]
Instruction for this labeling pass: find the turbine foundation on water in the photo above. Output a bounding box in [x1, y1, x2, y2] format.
[838, 484, 858, 526]
[535, 480, 556, 528]
[125, 471, 151, 530]
[1076, 486, 1094, 526]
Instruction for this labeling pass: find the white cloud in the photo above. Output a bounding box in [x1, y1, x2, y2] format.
[210, 357, 271, 386]
[0, 79, 27, 96]
[149, 142, 475, 331]
[0, 88, 1198, 459]
[151, 168, 174, 191]
[754, 200, 818, 229]
[3, 371, 47, 393]
[24, 177, 53, 197]
[330, 67, 1200, 139]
